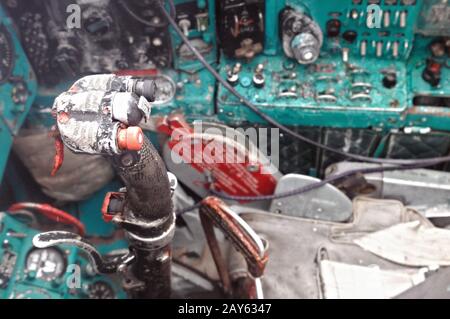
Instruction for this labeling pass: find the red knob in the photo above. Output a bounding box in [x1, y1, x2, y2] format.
[117, 127, 144, 151]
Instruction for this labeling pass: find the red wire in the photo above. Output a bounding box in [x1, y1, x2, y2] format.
[8, 203, 86, 236]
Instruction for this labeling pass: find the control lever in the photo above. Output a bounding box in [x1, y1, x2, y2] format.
[33, 231, 135, 274]
[199, 197, 269, 299]
[51, 74, 155, 175]
[48, 74, 175, 298]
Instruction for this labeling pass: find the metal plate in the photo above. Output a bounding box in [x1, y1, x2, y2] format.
[269, 173, 353, 222]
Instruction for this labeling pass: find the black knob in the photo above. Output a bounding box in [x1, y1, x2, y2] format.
[227, 71, 239, 86]
[382, 73, 397, 89]
[429, 38, 446, 58]
[253, 74, 265, 88]
[326, 19, 341, 38]
[343, 30, 357, 44]
[422, 59, 442, 87]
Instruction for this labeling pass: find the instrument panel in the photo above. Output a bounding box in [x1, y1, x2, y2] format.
[215, 0, 450, 130]
[0, 212, 126, 299]
[0, 5, 37, 182]
[2, 0, 447, 131]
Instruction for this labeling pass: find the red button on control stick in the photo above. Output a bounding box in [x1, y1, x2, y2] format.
[117, 127, 144, 151]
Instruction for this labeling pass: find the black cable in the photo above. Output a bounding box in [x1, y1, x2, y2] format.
[119, 0, 170, 28]
[159, 0, 450, 167]
[209, 162, 443, 201]
[175, 161, 446, 213]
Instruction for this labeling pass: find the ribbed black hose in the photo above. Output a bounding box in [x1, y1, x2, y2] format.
[112, 136, 174, 298]
[113, 137, 173, 228]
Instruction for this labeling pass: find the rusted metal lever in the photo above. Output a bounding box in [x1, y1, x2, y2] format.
[199, 197, 268, 299]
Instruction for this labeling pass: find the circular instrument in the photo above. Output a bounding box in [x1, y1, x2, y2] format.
[25, 248, 66, 282]
[87, 281, 115, 299]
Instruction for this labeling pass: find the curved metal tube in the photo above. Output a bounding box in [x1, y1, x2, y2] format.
[33, 231, 134, 274]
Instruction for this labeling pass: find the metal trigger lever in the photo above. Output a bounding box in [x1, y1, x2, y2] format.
[199, 197, 269, 299]
[32, 231, 135, 274]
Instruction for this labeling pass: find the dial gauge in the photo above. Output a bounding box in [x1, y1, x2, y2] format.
[152, 74, 176, 105]
[25, 248, 66, 281]
[88, 281, 115, 299]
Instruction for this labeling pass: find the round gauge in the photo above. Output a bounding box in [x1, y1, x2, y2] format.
[0, 24, 15, 84]
[25, 248, 66, 282]
[88, 281, 115, 299]
[152, 74, 176, 105]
